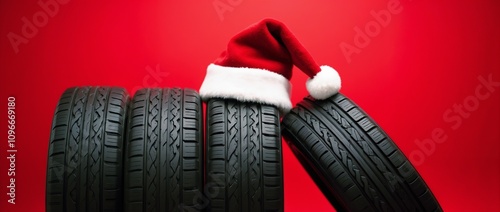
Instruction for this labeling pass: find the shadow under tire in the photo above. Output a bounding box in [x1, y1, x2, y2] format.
[281, 94, 442, 212]
[46, 86, 129, 212]
[205, 99, 284, 212]
[124, 88, 203, 212]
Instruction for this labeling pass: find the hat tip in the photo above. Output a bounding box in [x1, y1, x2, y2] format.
[306, 65, 342, 100]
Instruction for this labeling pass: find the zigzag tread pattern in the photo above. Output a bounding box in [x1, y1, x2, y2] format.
[46, 87, 128, 212]
[146, 88, 160, 211]
[87, 87, 107, 211]
[66, 87, 89, 211]
[124, 88, 202, 212]
[167, 88, 182, 211]
[248, 105, 261, 211]
[206, 99, 283, 212]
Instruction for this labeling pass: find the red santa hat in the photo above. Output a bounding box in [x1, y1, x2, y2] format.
[199, 18, 341, 113]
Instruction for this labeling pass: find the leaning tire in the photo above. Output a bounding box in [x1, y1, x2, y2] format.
[46, 87, 129, 212]
[205, 99, 284, 212]
[281, 94, 442, 212]
[124, 88, 204, 211]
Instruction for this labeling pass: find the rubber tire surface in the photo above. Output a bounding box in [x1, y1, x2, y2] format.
[124, 88, 203, 212]
[281, 94, 442, 212]
[46, 87, 129, 212]
[205, 99, 284, 212]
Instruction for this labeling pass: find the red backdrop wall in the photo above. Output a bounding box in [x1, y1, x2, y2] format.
[1, 0, 499, 211]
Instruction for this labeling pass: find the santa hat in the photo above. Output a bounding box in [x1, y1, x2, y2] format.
[199, 18, 341, 114]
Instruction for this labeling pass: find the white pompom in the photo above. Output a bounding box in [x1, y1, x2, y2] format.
[306, 65, 341, 100]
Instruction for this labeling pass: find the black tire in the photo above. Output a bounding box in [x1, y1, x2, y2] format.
[281, 94, 442, 212]
[124, 88, 204, 212]
[46, 87, 129, 212]
[204, 99, 284, 212]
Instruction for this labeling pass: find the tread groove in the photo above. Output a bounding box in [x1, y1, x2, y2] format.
[205, 99, 283, 212]
[123, 88, 203, 212]
[46, 87, 128, 212]
[282, 94, 442, 212]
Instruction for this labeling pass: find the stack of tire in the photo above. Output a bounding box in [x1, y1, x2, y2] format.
[46, 86, 441, 211]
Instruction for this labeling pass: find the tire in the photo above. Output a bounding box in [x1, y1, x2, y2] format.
[124, 88, 204, 212]
[281, 94, 442, 212]
[204, 99, 284, 212]
[46, 87, 129, 212]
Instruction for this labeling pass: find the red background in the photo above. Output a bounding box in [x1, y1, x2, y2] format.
[1, 0, 499, 211]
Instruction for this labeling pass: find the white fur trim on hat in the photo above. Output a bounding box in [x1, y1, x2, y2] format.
[200, 64, 292, 114]
[306, 65, 341, 100]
